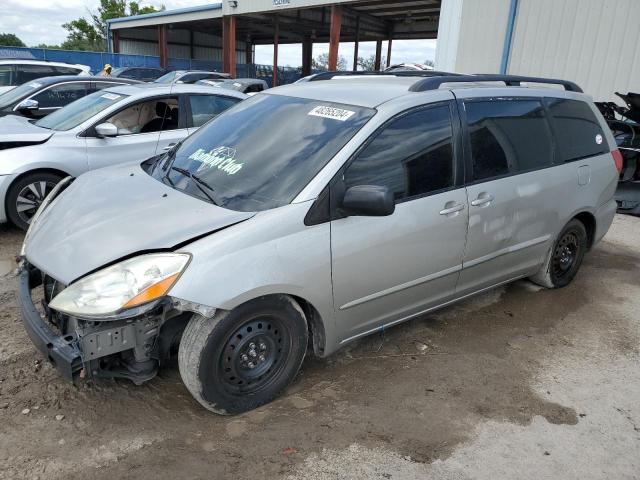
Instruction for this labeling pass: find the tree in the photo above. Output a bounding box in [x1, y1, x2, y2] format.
[312, 52, 348, 71]
[62, 0, 164, 51]
[424, 59, 435, 68]
[0, 33, 26, 47]
[357, 54, 386, 71]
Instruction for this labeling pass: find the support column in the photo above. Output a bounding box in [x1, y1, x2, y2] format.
[328, 4, 342, 71]
[222, 16, 237, 78]
[245, 41, 253, 66]
[352, 15, 360, 71]
[189, 30, 194, 60]
[273, 16, 279, 87]
[386, 35, 393, 68]
[112, 30, 120, 54]
[302, 36, 313, 77]
[374, 40, 382, 71]
[158, 25, 168, 69]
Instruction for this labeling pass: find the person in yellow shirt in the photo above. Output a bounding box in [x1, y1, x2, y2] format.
[99, 64, 113, 76]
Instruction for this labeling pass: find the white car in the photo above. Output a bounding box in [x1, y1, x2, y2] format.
[0, 83, 246, 229]
[0, 60, 91, 95]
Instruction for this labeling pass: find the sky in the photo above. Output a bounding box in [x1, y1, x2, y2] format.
[0, 0, 436, 67]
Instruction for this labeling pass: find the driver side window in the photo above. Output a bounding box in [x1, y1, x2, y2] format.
[105, 96, 180, 135]
[343, 104, 455, 203]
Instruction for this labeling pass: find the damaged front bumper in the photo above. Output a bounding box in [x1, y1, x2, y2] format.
[19, 262, 191, 384]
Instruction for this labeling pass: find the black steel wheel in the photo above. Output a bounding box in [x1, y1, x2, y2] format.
[531, 219, 588, 288]
[220, 316, 290, 394]
[178, 295, 308, 414]
[6, 172, 63, 230]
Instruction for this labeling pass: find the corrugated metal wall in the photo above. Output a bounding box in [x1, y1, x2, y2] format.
[508, 0, 640, 102]
[454, 0, 511, 74]
[118, 28, 246, 63]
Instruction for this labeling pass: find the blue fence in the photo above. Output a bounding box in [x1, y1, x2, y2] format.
[0, 46, 303, 85]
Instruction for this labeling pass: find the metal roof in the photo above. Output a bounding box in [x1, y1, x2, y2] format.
[108, 3, 222, 24]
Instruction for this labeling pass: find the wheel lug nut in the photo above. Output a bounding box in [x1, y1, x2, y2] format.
[249, 349, 257, 357]
[259, 354, 265, 362]
[241, 354, 248, 362]
[248, 361, 255, 369]
[249, 342, 256, 349]
[259, 342, 266, 351]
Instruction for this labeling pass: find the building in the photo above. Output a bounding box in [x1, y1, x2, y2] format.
[108, 0, 640, 102]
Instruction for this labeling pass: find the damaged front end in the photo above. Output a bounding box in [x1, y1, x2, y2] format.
[19, 261, 206, 384]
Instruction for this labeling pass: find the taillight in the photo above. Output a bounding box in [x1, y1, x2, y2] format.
[612, 149, 624, 173]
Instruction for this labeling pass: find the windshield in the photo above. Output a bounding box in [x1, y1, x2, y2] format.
[35, 90, 128, 131]
[151, 94, 375, 211]
[0, 80, 42, 109]
[154, 71, 178, 84]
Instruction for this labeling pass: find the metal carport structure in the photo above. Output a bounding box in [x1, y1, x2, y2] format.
[107, 0, 440, 85]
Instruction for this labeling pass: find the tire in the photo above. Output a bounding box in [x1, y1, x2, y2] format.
[178, 295, 308, 414]
[530, 219, 588, 289]
[6, 172, 63, 231]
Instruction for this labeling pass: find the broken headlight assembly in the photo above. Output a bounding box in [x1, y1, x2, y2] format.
[49, 253, 191, 319]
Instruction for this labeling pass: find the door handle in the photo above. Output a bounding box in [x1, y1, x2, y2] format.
[163, 143, 177, 151]
[471, 193, 494, 207]
[439, 203, 465, 216]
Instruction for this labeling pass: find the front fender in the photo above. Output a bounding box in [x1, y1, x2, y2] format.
[170, 201, 338, 355]
[0, 141, 86, 177]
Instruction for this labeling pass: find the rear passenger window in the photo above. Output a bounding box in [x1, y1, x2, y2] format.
[465, 99, 554, 181]
[33, 82, 87, 108]
[17, 65, 56, 83]
[189, 95, 240, 127]
[546, 98, 608, 162]
[343, 104, 455, 202]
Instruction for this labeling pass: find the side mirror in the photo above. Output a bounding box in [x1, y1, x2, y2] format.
[342, 185, 395, 217]
[95, 122, 118, 138]
[16, 99, 39, 112]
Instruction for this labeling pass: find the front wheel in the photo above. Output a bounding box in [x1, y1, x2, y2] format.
[530, 219, 588, 288]
[178, 295, 308, 414]
[6, 172, 63, 231]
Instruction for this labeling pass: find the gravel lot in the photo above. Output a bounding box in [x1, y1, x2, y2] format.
[0, 215, 638, 480]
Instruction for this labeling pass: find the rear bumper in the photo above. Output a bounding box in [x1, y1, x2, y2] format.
[593, 198, 618, 246]
[18, 264, 82, 380]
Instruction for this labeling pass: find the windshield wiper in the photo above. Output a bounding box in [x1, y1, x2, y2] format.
[170, 166, 218, 205]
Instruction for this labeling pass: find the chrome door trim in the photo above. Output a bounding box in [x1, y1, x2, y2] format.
[463, 234, 551, 269]
[339, 264, 462, 311]
[339, 272, 530, 345]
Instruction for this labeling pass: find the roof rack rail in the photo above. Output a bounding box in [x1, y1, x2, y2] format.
[308, 70, 467, 81]
[409, 74, 583, 93]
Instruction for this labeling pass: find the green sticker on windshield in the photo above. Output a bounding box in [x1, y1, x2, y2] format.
[189, 146, 243, 175]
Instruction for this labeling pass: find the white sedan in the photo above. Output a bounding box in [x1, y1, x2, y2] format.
[0, 83, 246, 229]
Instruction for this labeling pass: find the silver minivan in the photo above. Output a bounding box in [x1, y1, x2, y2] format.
[19, 73, 620, 414]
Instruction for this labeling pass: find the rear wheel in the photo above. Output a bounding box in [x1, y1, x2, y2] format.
[530, 219, 588, 288]
[6, 172, 63, 230]
[178, 295, 308, 414]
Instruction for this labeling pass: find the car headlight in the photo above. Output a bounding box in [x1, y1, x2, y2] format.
[49, 253, 191, 318]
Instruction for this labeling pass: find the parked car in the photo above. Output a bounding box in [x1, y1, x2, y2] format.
[384, 62, 435, 72]
[0, 60, 91, 95]
[0, 76, 140, 119]
[110, 66, 167, 82]
[18, 74, 619, 415]
[196, 78, 268, 94]
[0, 83, 246, 229]
[155, 70, 230, 84]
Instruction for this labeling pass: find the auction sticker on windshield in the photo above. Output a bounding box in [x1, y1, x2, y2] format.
[308, 105, 355, 121]
[189, 146, 243, 175]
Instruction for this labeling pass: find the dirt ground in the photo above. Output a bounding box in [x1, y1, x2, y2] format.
[0, 215, 638, 480]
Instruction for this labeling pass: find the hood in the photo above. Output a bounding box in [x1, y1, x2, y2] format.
[0, 114, 53, 145]
[25, 163, 255, 284]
